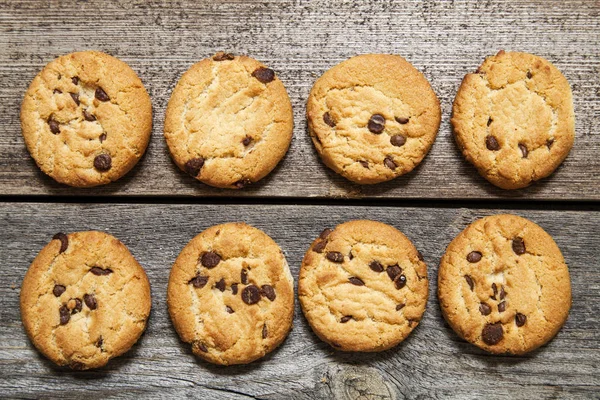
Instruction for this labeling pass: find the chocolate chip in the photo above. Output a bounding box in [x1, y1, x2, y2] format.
[349, 277, 364, 286]
[70, 92, 80, 106]
[526, 70, 532, 79]
[93, 154, 112, 171]
[215, 278, 226, 292]
[396, 303, 405, 311]
[234, 178, 252, 189]
[241, 269, 248, 285]
[319, 228, 333, 239]
[48, 118, 60, 135]
[515, 313, 527, 327]
[519, 144, 528, 158]
[189, 275, 208, 289]
[512, 238, 526, 255]
[479, 302, 491, 315]
[83, 110, 96, 122]
[201, 251, 221, 268]
[467, 251, 482, 263]
[197, 342, 208, 352]
[486, 135, 500, 151]
[226, 306, 234, 314]
[59, 305, 70, 325]
[90, 266, 112, 276]
[261, 285, 276, 301]
[72, 76, 79, 85]
[547, 138, 554, 149]
[213, 52, 235, 61]
[395, 116, 409, 124]
[262, 324, 268, 339]
[384, 156, 397, 170]
[231, 283, 238, 295]
[313, 240, 326, 253]
[394, 275, 407, 289]
[185, 157, 204, 177]
[487, 117, 493, 127]
[340, 315, 352, 323]
[95, 87, 110, 102]
[331, 342, 342, 348]
[323, 112, 336, 127]
[84, 294, 97, 310]
[99, 133, 107, 143]
[53, 89, 62, 94]
[359, 160, 369, 168]
[498, 301, 506, 313]
[53, 284, 66, 297]
[482, 322, 504, 345]
[491, 283, 498, 300]
[465, 275, 474, 291]
[390, 134, 406, 147]
[252, 67, 275, 83]
[386, 265, 402, 281]
[71, 298, 82, 314]
[499, 286, 506, 300]
[417, 251, 424, 261]
[326, 251, 344, 263]
[52, 232, 68, 253]
[95, 336, 103, 348]
[368, 114, 385, 134]
[369, 261, 384, 273]
[241, 284, 261, 305]
[242, 136, 252, 146]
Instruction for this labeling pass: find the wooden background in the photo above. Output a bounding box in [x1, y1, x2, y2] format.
[0, 0, 599, 399]
[0, 0, 599, 199]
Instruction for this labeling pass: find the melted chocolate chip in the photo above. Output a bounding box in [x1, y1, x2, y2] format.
[386, 265, 402, 281]
[84, 293, 97, 310]
[241, 269, 248, 285]
[48, 118, 60, 135]
[487, 117, 493, 126]
[72, 76, 79, 85]
[215, 278, 226, 292]
[70, 92, 80, 106]
[499, 286, 506, 300]
[83, 110, 96, 122]
[482, 322, 504, 345]
[491, 283, 498, 300]
[242, 136, 252, 146]
[326, 251, 344, 263]
[359, 160, 369, 168]
[226, 306, 234, 314]
[519, 144, 528, 158]
[396, 303, 405, 311]
[340, 315, 352, 323]
[261, 285, 276, 301]
[395, 116, 409, 124]
[262, 324, 268, 339]
[53, 284, 66, 297]
[93, 154, 112, 171]
[241, 284, 261, 305]
[189, 275, 208, 289]
[252, 67, 275, 83]
[90, 266, 112, 276]
[185, 158, 205, 177]
[52, 232, 68, 253]
[479, 302, 491, 315]
[348, 277, 365, 286]
[512, 238, 526, 255]
[323, 112, 336, 127]
[99, 133, 107, 143]
[59, 305, 70, 325]
[369, 261, 384, 273]
[96, 336, 103, 348]
[394, 275, 407, 289]
[197, 342, 208, 352]
[384, 156, 397, 170]
[467, 251, 482, 263]
[234, 178, 252, 189]
[213, 52, 235, 61]
[201, 251, 221, 268]
[95, 87, 110, 102]
[526, 70, 532, 79]
[498, 301, 506, 313]
[486, 135, 500, 151]
[368, 114, 385, 134]
[313, 240, 326, 253]
[515, 313, 527, 327]
[390, 134, 406, 147]
[319, 228, 333, 239]
[231, 283, 238, 295]
[465, 275, 475, 291]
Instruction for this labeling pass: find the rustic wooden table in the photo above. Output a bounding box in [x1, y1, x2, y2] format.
[0, 1, 598, 399]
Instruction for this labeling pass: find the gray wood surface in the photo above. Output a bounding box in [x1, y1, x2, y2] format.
[0, 0, 599, 199]
[0, 203, 598, 399]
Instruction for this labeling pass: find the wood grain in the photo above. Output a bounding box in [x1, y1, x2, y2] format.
[0, 0, 599, 199]
[0, 203, 598, 399]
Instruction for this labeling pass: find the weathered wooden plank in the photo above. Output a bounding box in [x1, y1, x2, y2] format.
[0, 203, 598, 398]
[0, 0, 598, 199]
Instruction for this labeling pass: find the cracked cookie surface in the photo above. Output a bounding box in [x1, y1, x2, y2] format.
[451, 51, 575, 189]
[20, 231, 151, 369]
[20, 51, 152, 187]
[306, 54, 441, 184]
[298, 220, 428, 351]
[164, 53, 293, 189]
[167, 223, 294, 365]
[438, 214, 571, 354]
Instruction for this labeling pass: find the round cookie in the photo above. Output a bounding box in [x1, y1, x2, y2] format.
[298, 220, 428, 352]
[20, 51, 152, 187]
[438, 214, 571, 354]
[306, 54, 441, 184]
[167, 223, 294, 365]
[164, 52, 293, 189]
[451, 51, 575, 189]
[20, 231, 151, 370]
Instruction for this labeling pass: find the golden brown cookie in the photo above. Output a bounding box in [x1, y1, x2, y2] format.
[306, 54, 441, 184]
[452, 51, 575, 189]
[164, 52, 293, 189]
[438, 214, 571, 354]
[298, 220, 428, 352]
[167, 223, 294, 365]
[20, 51, 152, 187]
[20, 231, 151, 370]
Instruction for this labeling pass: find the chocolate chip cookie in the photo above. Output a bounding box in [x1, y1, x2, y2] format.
[20, 51, 152, 187]
[438, 214, 571, 354]
[306, 54, 441, 184]
[452, 51, 575, 189]
[20, 231, 151, 369]
[298, 220, 428, 351]
[164, 52, 293, 189]
[167, 223, 294, 365]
